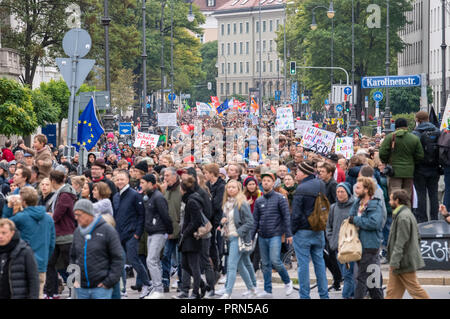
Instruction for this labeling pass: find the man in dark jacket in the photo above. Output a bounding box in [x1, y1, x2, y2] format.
[412, 111, 441, 222]
[71, 199, 124, 299]
[140, 174, 172, 299]
[112, 170, 151, 299]
[252, 172, 293, 298]
[0, 219, 39, 299]
[90, 159, 117, 202]
[291, 161, 329, 299]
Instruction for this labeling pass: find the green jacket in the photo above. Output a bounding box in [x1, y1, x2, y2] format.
[164, 182, 182, 239]
[387, 205, 425, 274]
[379, 129, 424, 178]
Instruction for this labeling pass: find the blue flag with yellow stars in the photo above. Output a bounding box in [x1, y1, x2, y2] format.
[76, 97, 104, 152]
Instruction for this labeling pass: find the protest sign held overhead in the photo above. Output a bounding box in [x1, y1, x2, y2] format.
[134, 132, 160, 149]
[300, 126, 336, 155]
[158, 113, 177, 127]
[295, 120, 313, 136]
[275, 107, 295, 131]
[335, 137, 354, 159]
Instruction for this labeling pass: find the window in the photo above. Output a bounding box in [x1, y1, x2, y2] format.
[234, 42, 237, 54]
[227, 63, 231, 74]
[245, 82, 248, 94]
[246, 41, 249, 54]
[269, 61, 273, 72]
[221, 24, 224, 35]
[207, 0, 215, 6]
[256, 61, 260, 72]
[256, 41, 260, 53]
[277, 60, 279, 72]
[246, 22, 249, 33]
[221, 43, 224, 55]
[239, 82, 242, 94]
[246, 62, 249, 73]
[263, 40, 266, 52]
[221, 63, 224, 74]
[233, 62, 237, 73]
[270, 20, 273, 32]
[270, 40, 273, 52]
[233, 23, 237, 34]
[227, 43, 230, 55]
[240, 62, 243, 73]
[227, 24, 230, 35]
[240, 23, 243, 34]
[263, 21, 266, 32]
[226, 83, 229, 95]
[263, 61, 266, 72]
[220, 83, 224, 94]
[276, 19, 280, 29]
[240, 42, 243, 54]
[256, 21, 259, 33]
[233, 83, 236, 94]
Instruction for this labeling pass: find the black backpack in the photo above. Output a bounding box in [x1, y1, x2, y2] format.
[438, 130, 450, 166]
[419, 129, 441, 166]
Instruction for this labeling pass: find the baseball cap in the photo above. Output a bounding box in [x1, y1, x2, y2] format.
[261, 172, 276, 181]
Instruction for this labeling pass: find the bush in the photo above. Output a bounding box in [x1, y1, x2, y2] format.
[392, 113, 416, 131]
[361, 126, 375, 137]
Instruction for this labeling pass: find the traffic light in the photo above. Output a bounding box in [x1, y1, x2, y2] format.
[345, 101, 350, 112]
[290, 61, 296, 75]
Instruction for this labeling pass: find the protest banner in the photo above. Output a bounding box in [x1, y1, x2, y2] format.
[134, 132, 160, 149]
[295, 120, 313, 136]
[158, 113, 177, 127]
[335, 137, 354, 159]
[300, 126, 336, 155]
[196, 102, 212, 116]
[441, 96, 450, 130]
[275, 107, 295, 131]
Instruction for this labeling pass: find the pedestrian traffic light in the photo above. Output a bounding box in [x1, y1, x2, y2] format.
[290, 61, 296, 75]
[345, 101, 350, 112]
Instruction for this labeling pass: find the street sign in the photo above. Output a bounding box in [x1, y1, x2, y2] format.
[56, 58, 95, 94]
[373, 91, 383, 102]
[76, 91, 110, 111]
[274, 90, 281, 101]
[180, 94, 190, 99]
[361, 74, 421, 88]
[291, 82, 298, 103]
[62, 28, 91, 58]
[365, 96, 369, 108]
[207, 82, 212, 90]
[119, 122, 133, 135]
[332, 84, 358, 104]
[336, 104, 343, 112]
[168, 93, 176, 101]
[343, 86, 352, 95]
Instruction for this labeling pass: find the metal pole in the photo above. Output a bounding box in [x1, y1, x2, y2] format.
[102, 0, 113, 132]
[284, 3, 287, 104]
[384, 0, 392, 132]
[350, 0, 356, 128]
[259, 0, 262, 113]
[141, 0, 148, 131]
[170, 0, 174, 112]
[160, 1, 166, 113]
[442, 0, 447, 117]
[224, 55, 228, 101]
[331, 10, 334, 90]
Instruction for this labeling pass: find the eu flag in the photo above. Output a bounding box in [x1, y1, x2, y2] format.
[216, 99, 229, 114]
[76, 97, 104, 151]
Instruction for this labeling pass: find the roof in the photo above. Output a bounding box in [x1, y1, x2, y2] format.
[193, 0, 230, 12]
[214, 0, 285, 14]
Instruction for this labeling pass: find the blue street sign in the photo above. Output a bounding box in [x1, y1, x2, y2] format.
[168, 93, 176, 101]
[343, 86, 352, 95]
[119, 122, 132, 135]
[336, 104, 343, 112]
[324, 99, 329, 105]
[291, 82, 298, 103]
[361, 74, 421, 88]
[373, 91, 383, 102]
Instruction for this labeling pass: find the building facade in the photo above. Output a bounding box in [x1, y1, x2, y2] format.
[213, 0, 287, 103]
[193, 0, 229, 43]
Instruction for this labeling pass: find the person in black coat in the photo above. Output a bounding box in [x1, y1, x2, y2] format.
[0, 219, 39, 299]
[176, 175, 204, 299]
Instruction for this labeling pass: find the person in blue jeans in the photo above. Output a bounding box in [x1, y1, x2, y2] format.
[252, 172, 293, 298]
[291, 161, 329, 299]
[326, 182, 356, 299]
[219, 180, 257, 299]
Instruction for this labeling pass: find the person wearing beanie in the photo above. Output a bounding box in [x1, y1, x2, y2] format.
[101, 132, 121, 160]
[291, 160, 329, 299]
[139, 174, 172, 299]
[326, 182, 356, 299]
[131, 160, 149, 191]
[379, 117, 424, 197]
[71, 199, 124, 299]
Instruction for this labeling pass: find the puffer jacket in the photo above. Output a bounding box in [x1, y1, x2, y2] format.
[70, 216, 124, 289]
[379, 128, 424, 178]
[326, 197, 356, 251]
[7, 206, 55, 273]
[412, 121, 441, 176]
[291, 175, 326, 233]
[252, 190, 292, 239]
[143, 189, 173, 236]
[349, 197, 384, 249]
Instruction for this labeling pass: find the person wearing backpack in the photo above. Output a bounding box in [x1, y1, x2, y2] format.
[348, 176, 384, 299]
[438, 126, 450, 211]
[412, 111, 441, 223]
[291, 161, 329, 299]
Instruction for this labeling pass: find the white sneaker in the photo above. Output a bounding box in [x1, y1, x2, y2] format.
[145, 291, 164, 299]
[120, 291, 128, 298]
[215, 288, 226, 296]
[257, 291, 273, 298]
[171, 281, 178, 289]
[218, 276, 226, 284]
[242, 288, 258, 297]
[220, 293, 231, 299]
[139, 285, 152, 299]
[285, 281, 293, 296]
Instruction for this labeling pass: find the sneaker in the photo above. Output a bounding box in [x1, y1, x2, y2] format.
[215, 288, 226, 296]
[139, 285, 152, 299]
[188, 294, 201, 299]
[51, 294, 60, 300]
[121, 291, 128, 298]
[242, 288, 258, 297]
[204, 290, 216, 299]
[171, 281, 178, 289]
[163, 286, 170, 293]
[200, 282, 207, 298]
[257, 291, 273, 298]
[145, 291, 164, 299]
[220, 293, 231, 299]
[218, 276, 226, 284]
[285, 281, 293, 296]
[172, 292, 189, 299]
[380, 256, 389, 264]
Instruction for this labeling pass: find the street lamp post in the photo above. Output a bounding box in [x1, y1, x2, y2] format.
[222, 54, 228, 101]
[349, 0, 357, 130]
[442, 0, 447, 118]
[141, 0, 149, 132]
[102, 0, 114, 132]
[259, 0, 262, 112]
[383, 0, 392, 133]
[170, 0, 174, 112]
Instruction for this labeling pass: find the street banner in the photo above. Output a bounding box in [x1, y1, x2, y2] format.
[441, 96, 450, 130]
[295, 120, 313, 136]
[196, 102, 212, 116]
[301, 127, 336, 155]
[158, 113, 177, 127]
[335, 137, 354, 159]
[134, 132, 160, 149]
[275, 107, 295, 131]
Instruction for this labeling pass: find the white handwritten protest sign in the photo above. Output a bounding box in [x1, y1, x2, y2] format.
[295, 120, 313, 136]
[134, 132, 160, 149]
[275, 107, 295, 131]
[335, 137, 354, 159]
[300, 127, 336, 155]
[158, 113, 177, 127]
[196, 102, 212, 116]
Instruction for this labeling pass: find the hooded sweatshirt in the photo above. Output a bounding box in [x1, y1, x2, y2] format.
[8, 206, 56, 272]
[326, 195, 355, 251]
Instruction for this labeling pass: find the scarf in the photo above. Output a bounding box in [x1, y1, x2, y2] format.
[79, 215, 102, 237]
[0, 231, 20, 254]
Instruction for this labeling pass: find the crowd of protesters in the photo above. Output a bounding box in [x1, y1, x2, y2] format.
[0, 108, 449, 299]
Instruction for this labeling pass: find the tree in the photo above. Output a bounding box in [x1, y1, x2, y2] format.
[30, 89, 61, 127]
[191, 41, 217, 103]
[0, 78, 38, 137]
[0, 0, 72, 88]
[370, 86, 433, 115]
[278, 0, 412, 117]
[110, 68, 137, 116]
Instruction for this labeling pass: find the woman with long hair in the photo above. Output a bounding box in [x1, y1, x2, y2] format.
[282, 174, 297, 210]
[92, 181, 113, 215]
[219, 179, 257, 299]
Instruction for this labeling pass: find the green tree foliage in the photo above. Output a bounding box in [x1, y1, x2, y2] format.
[369, 86, 433, 115]
[392, 113, 416, 131]
[0, 78, 38, 136]
[279, 0, 411, 114]
[191, 41, 217, 103]
[111, 68, 137, 116]
[39, 79, 70, 122]
[0, 0, 72, 88]
[31, 89, 61, 126]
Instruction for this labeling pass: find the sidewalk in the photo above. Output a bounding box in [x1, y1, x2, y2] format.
[272, 263, 450, 286]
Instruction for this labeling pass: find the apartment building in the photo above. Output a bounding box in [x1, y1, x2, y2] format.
[193, 0, 229, 43]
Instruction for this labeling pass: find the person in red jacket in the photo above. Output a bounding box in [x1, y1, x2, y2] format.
[1, 140, 15, 162]
[327, 153, 346, 183]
